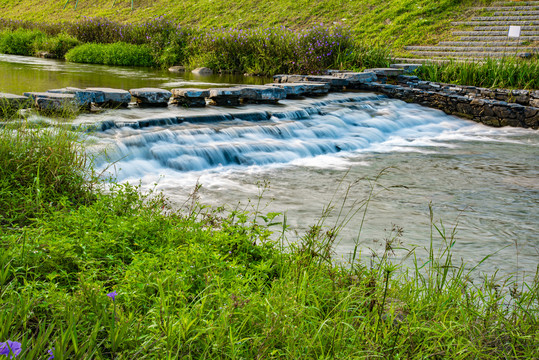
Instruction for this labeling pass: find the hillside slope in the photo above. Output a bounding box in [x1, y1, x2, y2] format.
[0, 0, 491, 51]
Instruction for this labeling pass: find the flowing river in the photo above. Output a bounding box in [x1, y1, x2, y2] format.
[2, 54, 538, 280]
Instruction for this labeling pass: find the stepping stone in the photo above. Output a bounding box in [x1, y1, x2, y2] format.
[365, 68, 405, 77]
[332, 72, 378, 84]
[273, 74, 305, 83]
[0, 93, 31, 116]
[208, 87, 243, 106]
[239, 86, 287, 103]
[129, 88, 172, 107]
[23, 92, 79, 112]
[268, 82, 330, 97]
[303, 75, 349, 90]
[390, 64, 423, 73]
[47, 87, 105, 107]
[85, 87, 131, 108]
[170, 88, 210, 107]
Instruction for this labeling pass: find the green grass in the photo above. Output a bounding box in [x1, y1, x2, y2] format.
[0, 116, 538, 359]
[0, 0, 493, 51]
[65, 42, 156, 67]
[416, 58, 539, 90]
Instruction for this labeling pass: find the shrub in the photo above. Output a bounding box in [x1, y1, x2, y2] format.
[32, 32, 80, 58]
[0, 28, 45, 56]
[65, 42, 156, 67]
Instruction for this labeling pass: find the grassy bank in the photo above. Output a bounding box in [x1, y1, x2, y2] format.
[0, 0, 492, 50]
[0, 118, 538, 358]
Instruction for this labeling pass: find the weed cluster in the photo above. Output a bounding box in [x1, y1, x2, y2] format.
[0, 17, 391, 74]
[416, 58, 539, 90]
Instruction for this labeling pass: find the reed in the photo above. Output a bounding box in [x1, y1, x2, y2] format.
[416, 58, 539, 90]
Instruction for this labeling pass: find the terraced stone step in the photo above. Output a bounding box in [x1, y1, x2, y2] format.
[471, 16, 539, 21]
[490, 11, 539, 15]
[453, 20, 539, 25]
[439, 40, 531, 46]
[480, 6, 539, 11]
[454, 35, 539, 41]
[405, 45, 538, 52]
[491, 1, 539, 6]
[408, 51, 529, 58]
[472, 25, 539, 30]
[453, 30, 539, 35]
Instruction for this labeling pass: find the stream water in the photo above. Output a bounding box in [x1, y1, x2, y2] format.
[2, 54, 538, 280]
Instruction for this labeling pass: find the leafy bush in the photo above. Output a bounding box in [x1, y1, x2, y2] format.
[32, 32, 80, 58]
[65, 42, 156, 67]
[0, 28, 44, 56]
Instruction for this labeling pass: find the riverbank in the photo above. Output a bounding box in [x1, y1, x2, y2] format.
[0, 118, 538, 359]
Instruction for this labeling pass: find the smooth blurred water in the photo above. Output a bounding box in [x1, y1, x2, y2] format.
[85, 94, 538, 280]
[2, 54, 538, 280]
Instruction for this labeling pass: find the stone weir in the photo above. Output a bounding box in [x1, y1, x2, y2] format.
[0, 66, 537, 129]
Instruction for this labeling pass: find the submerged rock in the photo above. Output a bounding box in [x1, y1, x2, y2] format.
[168, 65, 186, 72]
[192, 67, 213, 75]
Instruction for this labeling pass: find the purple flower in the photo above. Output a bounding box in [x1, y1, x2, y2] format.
[47, 348, 55, 359]
[0, 341, 22, 358]
[107, 291, 117, 301]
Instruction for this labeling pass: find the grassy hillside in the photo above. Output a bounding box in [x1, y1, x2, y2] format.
[0, 0, 491, 51]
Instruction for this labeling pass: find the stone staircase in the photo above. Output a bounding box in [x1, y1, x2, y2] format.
[399, 1, 539, 61]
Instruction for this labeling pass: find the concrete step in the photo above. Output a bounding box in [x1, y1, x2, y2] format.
[491, 1, 539, 5]
[453, 30, 539, 35]
[393, 58, 463, 64]
[453, 20, 539, 25]
[472, 16, 539, 21]
[480, 6, 539, 11]
[409, 51, 530, 58]
[490, 11, 539, 15]
[405, 45, 538, 52]
[472, 25, 539, 30]
[454, 35, 539, 41]
[439, 40, 531, 46]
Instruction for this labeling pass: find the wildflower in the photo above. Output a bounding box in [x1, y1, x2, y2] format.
[47, 348, 55, 360]
[0, 341, 22, 359]
[107, 290, 117, 301]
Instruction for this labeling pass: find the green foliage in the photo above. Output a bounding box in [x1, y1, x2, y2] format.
[33, 32, 80, 58]
[0, 122, 96, 226]
[416, 58, 539, 89]
[0, 28, 45, 56]
[65, 42, 156, 67]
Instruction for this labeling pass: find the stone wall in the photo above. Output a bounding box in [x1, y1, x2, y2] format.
[355, 76, 539, 129]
